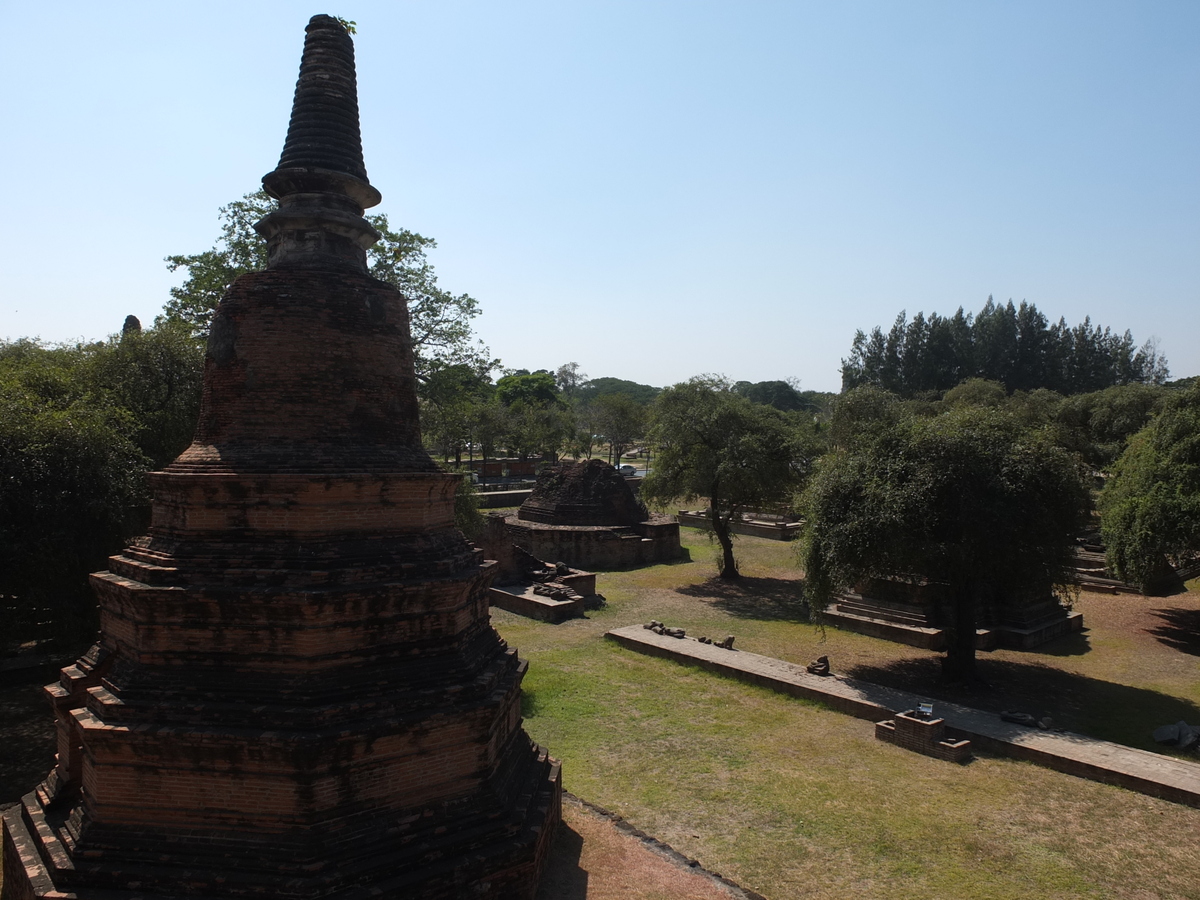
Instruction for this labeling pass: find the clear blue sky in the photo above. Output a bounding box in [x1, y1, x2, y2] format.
[2, 1, 1196, 392]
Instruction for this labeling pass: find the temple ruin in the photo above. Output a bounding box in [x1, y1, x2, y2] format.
[2, 16, 559, 899]
[824, 574, 1083, 651]
[498, 459, 683, 570]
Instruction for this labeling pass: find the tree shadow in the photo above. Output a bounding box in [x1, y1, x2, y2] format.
[535, 819, 588, 900]
[0, 682, 56, 804]
[1023, 629, 1092, 657]
[1145, 608, 1200, 656]
[675, 576, 808, 622]
[845, 654, 1200, 751]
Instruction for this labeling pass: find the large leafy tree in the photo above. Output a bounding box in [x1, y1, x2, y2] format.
[641, 377, 814, 579]
[1099, 383, 1200, 591]
[593, 393, 646, 464]
[83, 322, 206, 467]
[161, 191, 491, 381]
[1, 341, 147, 648]
[493, 371, 570, 460]
[802, 392, 1089, 682]
[1, 326, 208, 649]
[420, 361, 495, 465]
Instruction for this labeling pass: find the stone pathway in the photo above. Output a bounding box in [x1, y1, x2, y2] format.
[607, 624, 1200, 809]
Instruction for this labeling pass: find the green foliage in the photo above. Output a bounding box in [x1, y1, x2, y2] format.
[802, 401, 1089, 681]
[1099, 383, 1200, 589]
[642, 377, 818, 578]
[447, 468, 485, 539]
[83, 323, 206, 467]
[941, 377, 1008, 409]
[591, 393, 645, 461]
[827, 385, 908, 448]
[160, 191, 491, 381]
[1054, 382, 1166, 470]
[0, 326, 206, 649]
[0, 342, 151, 648]
[502, 401, 573, 460]
[162, 193, 272, 336]
[420, 361, 496, 464]
[553, 361, 588, 400]
[493, 371, 569, 459]
[495, 371, 560, 407]
[732, 379, 817, 413]
[577, 376, 661, 406]
[842, 298, 1169, 397]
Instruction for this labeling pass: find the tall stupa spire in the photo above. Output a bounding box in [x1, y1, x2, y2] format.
[256, 14, 382, 271]
[0, 17, 561, 897]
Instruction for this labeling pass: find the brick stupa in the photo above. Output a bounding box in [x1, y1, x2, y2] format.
[2, 15, 560, 900]
[499, 460, 682, 570]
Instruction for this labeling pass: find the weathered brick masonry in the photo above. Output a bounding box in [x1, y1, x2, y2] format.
[2, 14, 559, 900]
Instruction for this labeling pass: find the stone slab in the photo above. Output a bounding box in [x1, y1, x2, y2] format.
[490, 584, 583, 623]
[606, 624, 1200, 809]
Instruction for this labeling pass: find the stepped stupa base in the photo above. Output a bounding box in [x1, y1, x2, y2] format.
[4, 748, 560, 900]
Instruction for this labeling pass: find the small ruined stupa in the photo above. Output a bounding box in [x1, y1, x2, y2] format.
[518, 458, 649, 527]
[500, 459, 683, 570]
[2, 15, 559, 899]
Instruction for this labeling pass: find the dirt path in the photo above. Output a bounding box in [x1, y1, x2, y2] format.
[538, 794, 758, 900]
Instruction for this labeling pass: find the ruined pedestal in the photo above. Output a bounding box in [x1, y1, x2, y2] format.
[875, 710, 972, 763]
[2, 16, 558, 900]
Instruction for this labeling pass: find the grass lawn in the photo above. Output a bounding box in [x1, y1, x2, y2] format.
[494, 528, 1200, 899]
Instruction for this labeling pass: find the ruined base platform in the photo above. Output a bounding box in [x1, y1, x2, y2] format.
[825, 593, 1083, 652]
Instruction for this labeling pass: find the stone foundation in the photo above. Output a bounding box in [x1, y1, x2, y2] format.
[501, 513, 683, 571]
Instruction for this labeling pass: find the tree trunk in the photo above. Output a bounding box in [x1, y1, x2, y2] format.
[710, 508, 739, 579]
[942, 582, 978, 683]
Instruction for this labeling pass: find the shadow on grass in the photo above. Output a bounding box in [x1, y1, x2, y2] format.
[846, 654, 1200, 751]
[675, 576, 808, 622]
[1023, 629, 1092, 657]
[1146, 607, 1200, 656]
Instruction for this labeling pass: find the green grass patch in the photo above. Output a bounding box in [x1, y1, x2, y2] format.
[493, 530, 1200, 899]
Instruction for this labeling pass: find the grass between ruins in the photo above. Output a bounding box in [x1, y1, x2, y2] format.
[492, 528, 1200, 900]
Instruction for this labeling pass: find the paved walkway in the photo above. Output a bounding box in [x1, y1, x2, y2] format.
[607, 624, 1200, 809]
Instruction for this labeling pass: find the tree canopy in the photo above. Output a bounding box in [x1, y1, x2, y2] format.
[0, 326, 204, 649]
[802, 392, 1090, 682]
[841, 298, 1169, 398]
[161, 191, 491, 381]
[641, 377, 817, 579]
[1099, 383, 1200, 590]
[577, 376, 661, 406]
[592, 393, 646, 463]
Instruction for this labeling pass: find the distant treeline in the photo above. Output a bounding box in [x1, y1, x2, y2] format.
[841, 298, 1168, 397]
